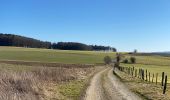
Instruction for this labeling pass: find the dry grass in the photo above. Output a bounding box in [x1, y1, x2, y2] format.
[0, 71, 41, 100]
[115, 69, 170, 100]
[0, 63, 94, 100]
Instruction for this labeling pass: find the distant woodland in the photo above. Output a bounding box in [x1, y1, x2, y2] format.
[0, 33, 116, 51]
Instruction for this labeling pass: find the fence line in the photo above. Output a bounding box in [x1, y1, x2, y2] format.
[117, 66, 168, 94]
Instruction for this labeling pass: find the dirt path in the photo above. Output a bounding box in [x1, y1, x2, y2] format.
[84, 67, 142, 100]
[84, 68, 109, 100]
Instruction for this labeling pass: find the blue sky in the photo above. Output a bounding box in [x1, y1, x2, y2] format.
[0, 0, 170, 52]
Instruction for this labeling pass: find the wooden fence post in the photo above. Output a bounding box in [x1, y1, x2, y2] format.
[141, 69, 143, 79]
[162, 72, 165, 86]
[140, 69, 142, 79]
[139, 69, 141, 79]
[163, 75, 167, 94]
[156, 73, 158, 85]
[138, 69, 140, 78]
[146, 69, 148, 81]
[149, 72, 150, 82]
[141, 69, 142, 79]
[152, 73, 154, 83]
[142, 69, 144, 80]
[132, 67, 134, 77]
[135, 69, 137, 77]
[129, 67, 131, 75]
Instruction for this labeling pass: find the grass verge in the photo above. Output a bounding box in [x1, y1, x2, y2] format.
[59, 80, 86, 100]
[58, 66, 106, 100]
[114, 69, 170, 100]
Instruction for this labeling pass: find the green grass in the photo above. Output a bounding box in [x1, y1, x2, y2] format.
[121, 63, 170, 83]
[125, 55, 170, 66]
[0, 46, 116, 64]
[121, 54, 170, 83]
[59, 80, 86, 100]
[1, 46, 170, 82]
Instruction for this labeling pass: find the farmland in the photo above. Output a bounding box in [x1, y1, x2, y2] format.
[125, 55, 170, 66]
[117, 54, 170, 99]
[0, 46, 170, 99]
[0, 47, 170, 82]
[121, 54, 170, 83]
[0, 46, 116, 64]
[0, 46, 109, 100]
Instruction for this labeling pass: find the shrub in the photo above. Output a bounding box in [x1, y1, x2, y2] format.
[123, 59, 128, 63]
[104, 56, 112, 64]
[130, 57, 136, 63]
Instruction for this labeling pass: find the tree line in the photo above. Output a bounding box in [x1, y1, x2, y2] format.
[0, 34, 51, 48]
[0, 33, 116, 51]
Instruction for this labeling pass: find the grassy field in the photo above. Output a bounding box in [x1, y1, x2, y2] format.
[121, 54, 170, 83]
[0, 46, 170, 80]
[1, 46, 170, 99]
[0, 46, 116, 64]
[0, 46, 109, 99]
[125, 55, 170, 66]
[121, 63, 170, 83]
